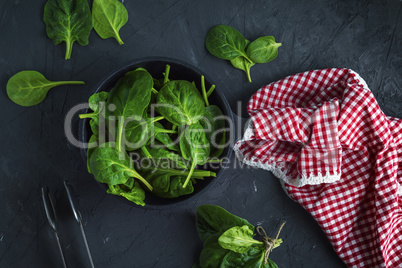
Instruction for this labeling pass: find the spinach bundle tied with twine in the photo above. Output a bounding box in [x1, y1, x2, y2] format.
[194, 205, 285, 268]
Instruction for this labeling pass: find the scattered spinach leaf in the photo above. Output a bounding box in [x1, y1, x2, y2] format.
[92, 0, 128, 45]
[205, 25, 250, 61]
[6, 70, 85, 107]
[205, 25, 281, 82]
[246, 36, 282, 64]
[43, 0, 92, 60]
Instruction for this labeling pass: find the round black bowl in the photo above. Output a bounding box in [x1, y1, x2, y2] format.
[79, 57, 233, 209]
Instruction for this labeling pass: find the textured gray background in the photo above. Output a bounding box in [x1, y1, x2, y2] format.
[1, 0, 401, 267]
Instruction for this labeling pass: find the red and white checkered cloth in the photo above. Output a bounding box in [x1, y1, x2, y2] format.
[234, 68, 402, 267]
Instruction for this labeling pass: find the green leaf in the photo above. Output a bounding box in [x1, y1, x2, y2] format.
[6, 70, 85, 106]
[196, 205, 255, 242]
[89, 142, 153, 191]
[230, 56, 255, 82]
[43, 0, 93, 60]
[221, 245, 273, 268]
[156, 80, 206, 126]
[199, 234, 231, 268]
[180, 124, 210, 188]
[106, 68, 154, 152]
[205, 25, 250, 61]
[246, 36, 282, 64]
[199, 105, 227, 158]
[92, 0, 128, 45]
[218, 225, 263, 254]
[107, 180, 146, 206]
[79, 91, 109, 135]
[86, 134, 98, 174]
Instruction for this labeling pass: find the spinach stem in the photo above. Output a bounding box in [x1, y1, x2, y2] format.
[206, 159, 223, 163]
[201, 75, 209, 106]
[183, 159, 197, 188]
[156, 128, 176, 134]
[116, 117, 124, 152]
[79, 112, 96, 119]
[152, 88, 159, 94]
[246, 66, 252, 83]
[133, 173, 153, 191]
[65, 39, 72, 60]
[206, 84, 215, 97]
[163, 64, 171, 84]
[151, 116, 164, 123]
[141, 146, 152, 158]
[116, 34, 124, 45]
[172, 125, 177, 131]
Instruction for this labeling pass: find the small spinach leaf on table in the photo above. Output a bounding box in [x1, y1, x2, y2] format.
[89, 142, 153, 191]
[92, 0, 128, 44]
[43, 0, 92, 60]
[6, 70, 85, 106]
[246, 36, 282, 64]
[205, 25, 250, 61]
[156, 80, 206, 126]
[106, 68, 154, 152]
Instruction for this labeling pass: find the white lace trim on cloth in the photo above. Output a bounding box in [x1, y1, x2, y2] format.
[233, 121, 341, 187]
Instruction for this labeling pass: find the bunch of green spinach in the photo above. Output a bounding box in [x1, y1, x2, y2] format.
[193, 205, 284, 268]
[205, 25, 282, 82]
[43, 0, 128, 60]
[79, 65, 227, 206]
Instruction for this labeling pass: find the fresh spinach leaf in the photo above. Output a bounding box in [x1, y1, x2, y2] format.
[86, 134, 98, 174]
[107, 180, 146, 206]
[43, 0, 92, 60]
[139, 167, 215, 198]
[246, 36, 281, 64]
[151, 122, 180, 152]
[180, 124, 210, 188]
[89, 142, 153, 191]
[199, 234, 231, 268]
[230, 56, 255, 83]
[92, 0, 128, 45]
[205, 25, 250, 61]
[6, 70, 85, 107]
[80, 91, 109, 135]
[218, 225, 263, 254]
[200, 105, 226, 157]
[106, 68, 154, 152]
[196, 205, 255, 242]
[220, 245, 276, 268]
[156, 80, 206, 126]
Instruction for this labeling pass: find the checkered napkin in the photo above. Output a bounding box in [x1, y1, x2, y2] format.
[234, 68, 402, 267]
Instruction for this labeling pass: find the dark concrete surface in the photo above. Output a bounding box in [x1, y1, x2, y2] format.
[0, 0, 401, 267]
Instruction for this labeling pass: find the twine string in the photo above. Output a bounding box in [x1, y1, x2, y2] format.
[256, 221, 286, 264]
